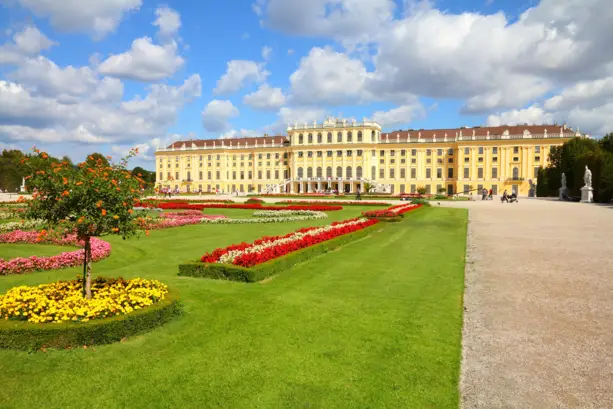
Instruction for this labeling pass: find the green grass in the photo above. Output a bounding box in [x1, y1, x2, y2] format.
[0, 206, 467, 408]
[0, 243, 77, 259]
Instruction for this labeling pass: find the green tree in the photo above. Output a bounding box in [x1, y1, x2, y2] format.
[85, 152, 110, 168]
[24, 148, 145, 298]
[536, 166, 549, 197]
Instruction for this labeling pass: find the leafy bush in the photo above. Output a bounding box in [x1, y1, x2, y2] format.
[411, 198, 431, 206]
[0, 290, 181, 351]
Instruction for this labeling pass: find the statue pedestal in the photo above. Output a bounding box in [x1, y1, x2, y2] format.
[580, 186, 593, 203]
[559, 187, 567, 200]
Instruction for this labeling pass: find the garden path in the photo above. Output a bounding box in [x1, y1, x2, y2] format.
[441, 199, 613, 408]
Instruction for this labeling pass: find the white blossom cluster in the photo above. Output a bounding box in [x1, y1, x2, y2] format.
[0, 219, 45, 233]
[200, 210, 327, 225]
[218, 218, 369, 264]
[252, 210, 326, 218]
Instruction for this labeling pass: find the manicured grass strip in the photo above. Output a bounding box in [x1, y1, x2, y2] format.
[178, 223, 379, 282]
[0, 290, 181, 351]
[0, 243, 79, 258]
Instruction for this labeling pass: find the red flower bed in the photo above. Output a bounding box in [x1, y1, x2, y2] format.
[201, 218, 377, 267]
[277, 200, 389, 206]
[146, 202, 343, 212]
[362, 203, 422, 218]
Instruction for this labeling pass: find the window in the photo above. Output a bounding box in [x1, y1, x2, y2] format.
[357, 150, 363, 157]
[296, 168, 303, 178]
[512, 167, 519, 180]
[534, 168, 539, 178]
[464, 157, 470, 163]
[478, 147, 484, 154]
[267, 153, 271, 159]
[207, 171, 212, 180]
[258, 154, 262, 159]
[401, 168, 406, 178]
[379, 169, 384, 179]
[448, 158, 454, 163]
[426, 159, 432, 164]
[401, 149, 406, 156]
[492, 157, 498, 162]
[337, 150, 342, 157]
[380, 150, 385, 156]
[380, 159, 384, 164]
[159, 172, 163, 180]
[327, 151, 333, 157]
[535, 146, 541, 153]
[356, 166, 363, 178]
[357, 131, 363, 142]
[513, 146, 519, 154]
[307, 167, 313, 178]
[347, 131, 353, 142]
[478, 157, 483, 163]
[275, 170, 279, 179]
[275, 153, 279, 159]
[425, 185, 431, 194]
[337, 132, 342, 143]
[464, 168, 469, 179]
[477, 168, 484, 178]
[346, 166, 353, 178]
[390, 150, 396, 157]
[492, 168, 498, 178]
[307, 151, 313, 158]
[216, 171, 220, 180]
[390, 159, 395, 164]
[426, 168, 431, 178]
[298, 151, 303, 158]
[492, 147, 498, 154]
[411, 158, 417, 164]
[411, 149, 417, 156]
[437, 168, 442, 178]
[232, 171, 236, 180]
[411, 184, 416, 193]
[317, 133, 322, 143]
[316, 167, 322, 178]
[492, 185, 498, 195]
[390, 168, 395, 178]
[411, 168, 416, 179]
[326, 167, 332, 178]
[535, 156, 541, 161]
[327, 132, 332, 143]
[346, 150, 352, 156]
[175, 172, 179, 180]
[448, 168, 454, 178]
[371, 131, 376, 142]
[437, 149, 443, 156]
[308, 133, 313, 143]
[437, 158, 443, 164]
[199, 171, 203, 180]
[299, 134, 304, 144]
[317, 151, 323, 158]
[240, 171, 244, 180]
[448, 148, 454, 155]
[400, 184, 406, 193]
[248, 171, 252, 179]
[336, 166, 342, 177]
[477, 184, 483, 192]
[426, 149, 431, 156]
[463, 185, 470, 194]
[401, 159, 406, 164]
[372, 166, 376, 180]
[283, 153, 287, 159]
[513, 157, 519, 161]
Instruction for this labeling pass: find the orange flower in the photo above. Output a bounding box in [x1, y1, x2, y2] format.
[41, 153, 48, 159]
[96, 200, 103, 208]
[128, 209, 134, 214]
[123, 202, 127, 206]
[113, 215, 119, 220]
[76, 181, 83, 186]
[106, 156, 112, 160]
[101, 209, 107, 216]
[112, 228, 119, 232]
[62, 190, 70, 197]
[62, 177, 68, 185]
[145, 230, 150, 236]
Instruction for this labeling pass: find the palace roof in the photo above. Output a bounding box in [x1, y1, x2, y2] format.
[381, 125, 577, 141]
[166, 135, 287, 149]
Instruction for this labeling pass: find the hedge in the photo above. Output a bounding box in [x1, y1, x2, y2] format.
[178, 224, 381, 282]
[0, 290, 182, 351]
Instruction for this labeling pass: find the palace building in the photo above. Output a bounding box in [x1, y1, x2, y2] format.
[155, 117, 586, 196]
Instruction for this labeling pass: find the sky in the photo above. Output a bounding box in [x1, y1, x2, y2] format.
[0, 0, 612, 169]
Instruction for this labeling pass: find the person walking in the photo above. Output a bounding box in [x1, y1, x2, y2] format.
[488, 188, 493, 200]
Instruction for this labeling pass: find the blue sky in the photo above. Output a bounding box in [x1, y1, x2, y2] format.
[0, 0, 611, 169]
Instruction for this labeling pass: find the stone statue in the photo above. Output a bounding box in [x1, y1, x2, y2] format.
[561, 173, 567, 190]
[583, 165, 592, 188]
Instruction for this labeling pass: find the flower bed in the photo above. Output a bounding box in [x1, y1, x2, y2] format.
[0, 219, 45, 233]
[0, 277, 168, 324]
[275, 200, 389, 206]
[0, 230, 111, 275]
[138, 214, 226, 230]
[150, 202, 343, 212]
[245, 198, 264, 204]
[202, 218, 377, 267]
[200, 210, 327, 224]
[0, 279, 181, 350]
[179, 218, 379, 282]
[362, 203, 423, 220]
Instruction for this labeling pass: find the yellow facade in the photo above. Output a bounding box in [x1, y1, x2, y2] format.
[155, 118, 584, 196]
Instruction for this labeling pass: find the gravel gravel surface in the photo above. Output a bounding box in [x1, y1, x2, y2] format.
[440, 199, 613, 409]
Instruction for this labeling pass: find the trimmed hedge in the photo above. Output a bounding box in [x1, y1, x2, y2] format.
[0, 290, 181, 351]
[178, 224, 380, 282]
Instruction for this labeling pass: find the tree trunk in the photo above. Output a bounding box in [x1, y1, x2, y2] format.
[82, 236, 92, 299]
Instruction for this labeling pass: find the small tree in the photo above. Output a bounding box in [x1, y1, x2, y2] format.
[24, 149, 145, 299]
[416, 186, 427, 195]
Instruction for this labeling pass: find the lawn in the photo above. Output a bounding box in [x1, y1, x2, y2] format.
[0, 243, 77, 258]
[0, 206, 467, 409]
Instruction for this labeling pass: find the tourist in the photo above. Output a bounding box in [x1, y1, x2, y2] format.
[501, 190, 509, 203]
[488, 188, 493, 200]
[482, 188, 487, 200]
[356, 189, 361, 201]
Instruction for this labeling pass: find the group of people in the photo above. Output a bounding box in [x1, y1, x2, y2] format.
[481, 188, 494, 200]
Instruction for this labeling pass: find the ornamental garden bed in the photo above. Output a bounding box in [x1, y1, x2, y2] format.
[0, 277, 181, 350]
[0, 230, 111, 275]
[146, 202, 343, 212]
[244, 198, 264, 204]
[179, 218, 378, 282]
[200, 210, 327, 224]
[275, 200, 390, 206]
[362, 203, 423, 221]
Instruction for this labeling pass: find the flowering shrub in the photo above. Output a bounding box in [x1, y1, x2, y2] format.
[200, 212, 327, 224]
[150, 202, 343, 212]
[0, 277, 168, 323]
[362, 203, 422, 218]
[0, 219, 46, 233]
[252, 210, 325, 217]
[201, 218, 378, 267]
[276, 200, 389, 206]
[137, 214, 226, 230]
[245, 198, 264, 204]
[0, 230, 111, 275]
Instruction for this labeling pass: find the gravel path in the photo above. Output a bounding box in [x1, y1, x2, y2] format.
[441, 199, 613, 408]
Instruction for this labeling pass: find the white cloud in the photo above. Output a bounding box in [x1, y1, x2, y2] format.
[287, 49, 295, 55]
[373, 103, 426, 127]
[153, 6, 181, 39]
[262, 46, 272, 60]
[268, 106, 328, 133]
[98, 37, 184, 81]
[220, 128, 260, 139]
[15, 0, 142, 39]
[214, 60, 270, 95]
[289, 47, 370, 105]
[243, 84, 286, 111]
[486, 105, 554, 127]
[0, 26, 55, 65]
[202, 100, 239, 132]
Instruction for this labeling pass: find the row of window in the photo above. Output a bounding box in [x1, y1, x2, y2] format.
[158, 170, 288, 181]
[296, 131, 377, 144]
